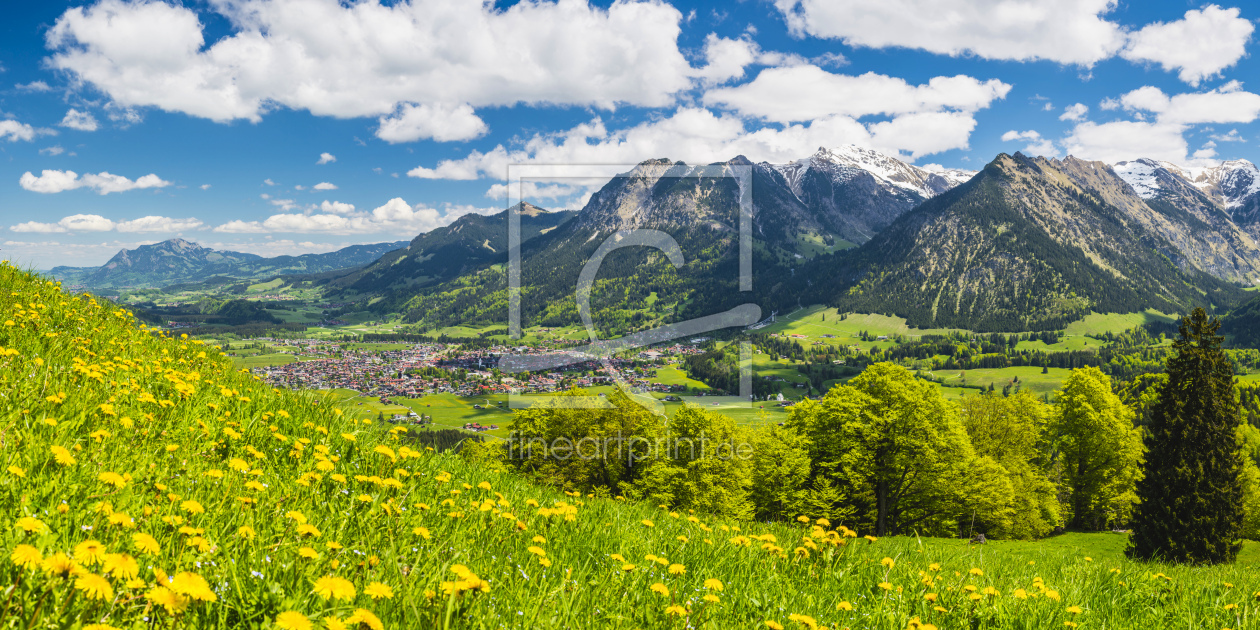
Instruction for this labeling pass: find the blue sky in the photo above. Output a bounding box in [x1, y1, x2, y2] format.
[1, 0, 1257, 268]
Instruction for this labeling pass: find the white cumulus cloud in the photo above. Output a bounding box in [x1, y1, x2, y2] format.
[376, 103, 488, 143]
[703, 67, 1010, 123]
[999, 130, 1057, 157]
[213, 198, 495, 235]
[408, 105, 985, 183]
[316, 152, 336, 164]
[772, 0, 1127, 65]
[10, 214, 201, 233]
[59, 108, 98, 131]
[312, 182, 337, 191]
[19, 169, 172, 195]
[45, 0, 728, 143]
[0, 120, 39, 142]
[1120, 5, 1254, 86]
[1060, 103, 1089, 121]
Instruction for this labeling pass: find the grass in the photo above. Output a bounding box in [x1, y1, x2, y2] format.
[1063, 310, 1177, 337]
[927, 366, 1073, 399]
[4, 263, 1260, 629]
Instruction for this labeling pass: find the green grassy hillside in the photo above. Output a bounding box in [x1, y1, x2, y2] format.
[3, 262, 1259, 629]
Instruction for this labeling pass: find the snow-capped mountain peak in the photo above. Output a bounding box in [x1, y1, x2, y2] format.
[1112, 157, 1260, 210]
[773, 145, 976, 201]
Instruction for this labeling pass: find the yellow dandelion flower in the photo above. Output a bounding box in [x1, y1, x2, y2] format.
[969, 568, 983, 576]
[102, 553, 139, 580]
[6, 465, 25, 478]
[323, 617, 348, 630]
[170, 571, 217, 602]
[836, 601, 854, 611]
[878, 582, 893, 591]
[668, 563, 686, 575]
[665, 604, 688, 617]
[924, 593, 938, 602]
[881, 557, 895, 568]
[10, 544, 43, 570]
[766, 622, 784, 630]
[642, 519, 654, 527]
[238, 526, 257, 540]
[298, 547, 319, 560]
[75, 573, 114, 601]
[180, 500, 205, 515]
[703, 594, 720, 603]
[345, 609, 383, 630]
[313, 575, 356, 601]
[146, 586, 190, 614]
[704, 578, 724, 591]
[297, 524, 321, 538]
[73, 540, 107, 566]
[650, 583, 669, 596]
[14, 517, 46, 534]
[364, 582, 394, 600]
[131, 533, 160, 556]
[50, 445, 76, 466]
[1046, 590, 1061, 602]
[1066, 605, 1082, 614]
[275, 612, 313, 630]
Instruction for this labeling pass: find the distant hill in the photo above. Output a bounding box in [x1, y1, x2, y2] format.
[49, 238, 408, 289]
[326, 203, 576, 300]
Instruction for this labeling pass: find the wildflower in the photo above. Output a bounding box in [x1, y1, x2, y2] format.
[50, 445, 76, 466]
[650, 583, 669, 596]
[298, 547, 319, 560]
[878, 582, 893, 591]
[11, 545, 43, 570]
[132, 533, 161, 556]
[75, 573, 114, 601]
[345, 609, 383, 630]
[98, 472, 128, 488]
[881, 557, 895, 568]
[1013, 588, 1028, 599]
[665, 605, 688, 617]
[703, 594, 720, 603]
[413, 527, 431, 539]
[102, 553, 139, 580]
[642, 519, 654, 527]
[365, 582, 394, 600]
[1066, 606, 1082, 614]
[928, 562, 941, 571]
[313, 575, 356, 601]
[528, 546, 546, 557]
[41, 553, 78, 578]
[923, 593, 937, 602]
[836, 601, 853, 611]
[532, 535, 547, 544]
[297, 524, 321, 538]
[15, 517, 46, 534]
[969, 568, 984, 576]
[7, 465, 25, 478]
[238, 526, 257, 540]
[704, 578, 724, 591]
[766, 622, 784, 630]
[181, 500, 205, 515]
[323, 618, 348, 630]
[668, 563, 686, 575]
[146, 586, 190, 614]
[170, 571, 217, 602]
[788, 613, 818, 629]
[74, 540, 107, 566]
[1045, 590, 1061, 602]
[275, 612, 313, 630]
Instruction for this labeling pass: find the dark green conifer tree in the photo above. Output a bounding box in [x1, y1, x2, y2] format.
[1127, 308, 1245, 564]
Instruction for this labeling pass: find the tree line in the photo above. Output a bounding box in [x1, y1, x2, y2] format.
[467, 312, 1260, 558]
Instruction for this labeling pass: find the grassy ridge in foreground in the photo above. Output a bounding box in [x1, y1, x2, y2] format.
[2, 262, 1260, 630]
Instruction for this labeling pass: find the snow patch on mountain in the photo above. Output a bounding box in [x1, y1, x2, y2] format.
[1112, 159, 1162, 199]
